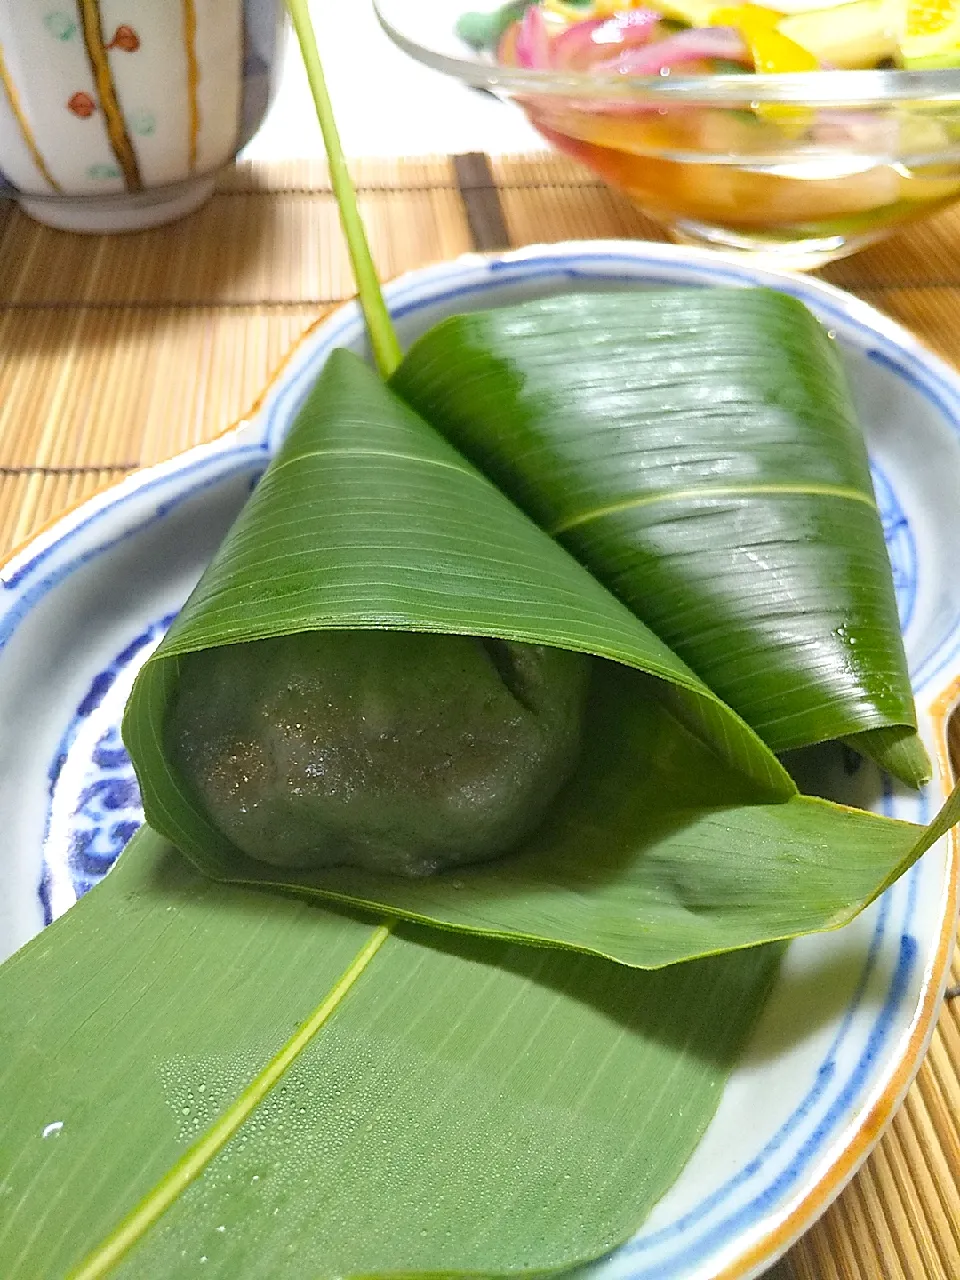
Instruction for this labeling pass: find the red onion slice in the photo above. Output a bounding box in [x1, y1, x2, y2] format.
[514, 5, 552, 69]
[549, 17, 607, 69]
[552, 11, 663, 71]
[591, 26, 750, 75]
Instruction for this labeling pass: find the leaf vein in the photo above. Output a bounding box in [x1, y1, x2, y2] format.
[550, 483, 878, 535]
[68, 923, 393, 1279]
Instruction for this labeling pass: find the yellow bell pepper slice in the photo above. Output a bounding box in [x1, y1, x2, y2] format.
[711, 5, 819, 71]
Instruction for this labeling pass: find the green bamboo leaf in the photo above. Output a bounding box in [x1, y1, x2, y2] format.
[121, 347, 954, 968]
[391, 288, 929, 786]
[0, 827, 780, 1277]
[155, 662, 955, 969]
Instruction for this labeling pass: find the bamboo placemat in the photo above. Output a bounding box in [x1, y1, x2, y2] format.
[1, 154, 958, 1280]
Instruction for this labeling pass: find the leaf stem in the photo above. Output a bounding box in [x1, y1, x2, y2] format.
[284, 0, 402, 379]
[68, 923, 393, 1279]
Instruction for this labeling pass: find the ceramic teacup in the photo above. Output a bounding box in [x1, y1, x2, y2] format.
[0, 0, 284, 232]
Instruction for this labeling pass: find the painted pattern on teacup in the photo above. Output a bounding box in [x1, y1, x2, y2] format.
[0, 0, 278, 196]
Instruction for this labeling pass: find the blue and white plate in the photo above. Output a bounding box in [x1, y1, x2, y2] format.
[1, 242, 958, 1280]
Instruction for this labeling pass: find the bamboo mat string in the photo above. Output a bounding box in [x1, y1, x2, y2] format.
[0, 155, 959, 1280]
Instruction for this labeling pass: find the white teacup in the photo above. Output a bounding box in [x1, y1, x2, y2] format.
[0, 0, 284, 232]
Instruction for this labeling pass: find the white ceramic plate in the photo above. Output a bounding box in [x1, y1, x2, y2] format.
[1, 242, 958, 1280]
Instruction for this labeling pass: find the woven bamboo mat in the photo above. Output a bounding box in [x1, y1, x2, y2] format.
[1, 154, 958, 1279]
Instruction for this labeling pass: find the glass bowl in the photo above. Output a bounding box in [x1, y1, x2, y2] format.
[375, 0, 960, 268]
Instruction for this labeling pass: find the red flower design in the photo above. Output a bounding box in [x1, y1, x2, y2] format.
[106, 25, 140, 53]
[67, 92, 97, 119]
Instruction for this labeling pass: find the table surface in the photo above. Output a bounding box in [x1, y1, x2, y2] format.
[1, 153, 959, 1280]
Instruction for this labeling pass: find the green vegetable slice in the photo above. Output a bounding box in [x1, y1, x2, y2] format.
[391, 287, 930, 786]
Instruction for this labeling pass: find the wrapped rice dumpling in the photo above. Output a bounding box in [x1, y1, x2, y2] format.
[130, 347, 735, 888]
[122, 333, 956, 972]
